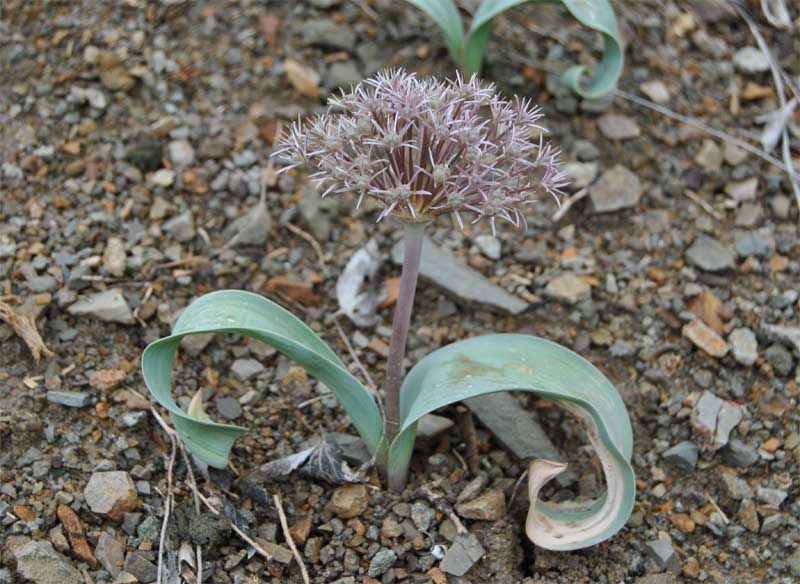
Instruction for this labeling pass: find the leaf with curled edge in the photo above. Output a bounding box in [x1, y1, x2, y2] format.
[389, 334, 635, 550]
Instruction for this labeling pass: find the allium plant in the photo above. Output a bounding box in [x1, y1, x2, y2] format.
[142, 69, 635, 552]
[274, 70, 567, 465]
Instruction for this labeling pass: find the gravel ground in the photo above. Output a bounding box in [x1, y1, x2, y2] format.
[1, 1, 800, 583]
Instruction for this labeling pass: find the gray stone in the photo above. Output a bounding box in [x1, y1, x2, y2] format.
[167, 140, 195, 167]
[762, 324, 800, 357]
[67, 289, 134, 324]
[636, 576, 675, 584]
[440, 533, 485, 576]
[457, 474, 489, 503]
[590, 165, 642, 213]
[123, 552, 157, 583]
[324, 61, 361, 88]
[721, 439, 759, 467]
[685, 235, 735, 272]
[545, 273, 591, 304]
[733, 46, 770, 73]
[734, 231, 772, 258]
[645, 539, 680, 574]
[760, 513, 785, 534]
[466, 392, 564, 463]
[102, 237, 126, 277]
[756, 487, 787, 507]
[721, 471, 753, 500]
[662, 441, 699, 471]
[597, 113, 640, 140]
[788, 548, 800, 576]
[690, 391, 742, 450]
[46, 391, 90, 408]
[728, 327, 758, 366]
[392, 237, 527, 314]
[640, 80, 670, 103]
[298, 185, 338, 241]
[415, 414, 453, 440]
[695, 139, 722, 172]
[136, 515, 161, 543]
[765, 343, 794, 376]
[770, 194, 791, 219]
[300, 19, 356, 51]
[367, 548, 396, 578]
[25, 273, 57, 293]
[13, 541, 82, 584]
[95, 533, 125, 577]
[231, 358, 264, 381]
[735, 202, 762, 227]
[216, 397, 242, 420]
[84, 471, 138, 520]
[725, 177, 758, 201]
[163, 210, 195, 242]
[410, 502, 435, 532]
[474, 234, 501, 260]
[562, 161, 598, 190]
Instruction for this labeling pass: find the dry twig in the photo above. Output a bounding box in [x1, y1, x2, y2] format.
[0, 297, 53, 364]
[551, 188, 588, 222]
[274, 494, 311, 584]
[285, 222, 326, 268]
[683, 189, 724, 221]
[151, 408, 177, 584]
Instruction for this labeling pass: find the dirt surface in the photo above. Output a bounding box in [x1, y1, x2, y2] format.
[1, 1, 800, 583]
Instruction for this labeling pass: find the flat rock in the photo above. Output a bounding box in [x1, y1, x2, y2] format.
[640, 80, 670, 103]
[163, 210, 195, 242]
[455, 488, 506, 520]
[685, 235, 735, 272]
[662, 441, 699, 471]
[392, 237, 527, 314]
[545, 273, 591, 304]
[694, 139, 722, 172]
[474, 234, 501, 260]
[46, 391, 90, 408]
[733, 46, 770, 73]
[367, 548, 396, 578]
[690, 391, 742, 450]
[329, 484, 368, 519]
[168, 140, 195, 167]
[416, 413, 454, 440]
[590, 165, 642, 212]
[14, 541, 82, 584]
[563, 161, 598, 190]
[762, 324, 800, 357]
[597, 113, 641, 140]
[465, 392, 563, 462]
[721, 471, 753, 500]
[440, 533, 485, 576]
[102, 237, 126, 277]
[95, 533, 125, 577]
[123, 552, 157, 583]
[84, 471, 138, 521]
[645, 539, 680, 574]
[67, 289, 134, 324]
[682, 319, 728, 357]
[725, 177, 758, 202]
[728, 327, 758, 366]
[231, 358, 264, 381]
[721, 439, 759, 467]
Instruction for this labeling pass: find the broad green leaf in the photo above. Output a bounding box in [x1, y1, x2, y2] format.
[405, 0, 465, 67]
[388, 334, 635, 550]
[466, 0, 623, 97]
[141, 290, 383, 468]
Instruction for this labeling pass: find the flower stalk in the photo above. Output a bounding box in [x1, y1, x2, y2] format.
[383, 220, 426, 489]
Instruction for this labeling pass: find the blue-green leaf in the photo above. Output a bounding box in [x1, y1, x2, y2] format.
[141, 290, 383, 468]
[388, 334, 635, 550]
[405, 0, 465, 67]
[466, 0, 623, 97]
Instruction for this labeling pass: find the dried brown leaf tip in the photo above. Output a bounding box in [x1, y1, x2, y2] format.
[0, 297, 53, 364]
[273, 69, 567, 234]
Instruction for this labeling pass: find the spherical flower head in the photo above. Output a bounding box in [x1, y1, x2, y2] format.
[272, 69, 568, 234]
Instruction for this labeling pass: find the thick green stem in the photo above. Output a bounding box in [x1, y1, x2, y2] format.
[383, 221, 426, 490]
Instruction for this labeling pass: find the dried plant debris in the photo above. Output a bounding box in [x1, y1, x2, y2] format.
[247, 439, 366, 485]
[0, 297, 53, 364]
[336, 239, 383, 327]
